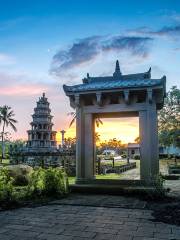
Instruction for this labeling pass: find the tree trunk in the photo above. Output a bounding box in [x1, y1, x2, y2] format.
[1, 121, 5, 161]
[112, 157, 115, 168]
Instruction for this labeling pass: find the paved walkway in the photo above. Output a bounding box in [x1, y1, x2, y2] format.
[0, 194, 180, 240]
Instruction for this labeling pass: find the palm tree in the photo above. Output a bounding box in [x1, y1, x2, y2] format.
[0, 106, 17, 160]
[68, 112, 103, 128]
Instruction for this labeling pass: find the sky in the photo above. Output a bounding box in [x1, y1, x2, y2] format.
[0, 0, 180, 143]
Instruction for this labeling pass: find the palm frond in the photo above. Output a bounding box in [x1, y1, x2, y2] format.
[0, 105, 17, 132]
[9, 118, 18, 123]
[95, 118, 103, 128]
[67, 112, 76, 117]
[69, 117, 76, 128]
[95, 119, 99, 128]
[97, 118, 103, 125]
[9, 122, 17, 132]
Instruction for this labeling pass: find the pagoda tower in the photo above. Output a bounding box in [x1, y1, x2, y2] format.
[27, 93, 57, 151]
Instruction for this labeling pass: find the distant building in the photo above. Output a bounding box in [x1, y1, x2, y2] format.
[127, 143, 140, 158]
[10, 93, 62, 166]
[159, 145, 180, 156]
[26, 93, 57, 151]
[127, 143, 180, 159]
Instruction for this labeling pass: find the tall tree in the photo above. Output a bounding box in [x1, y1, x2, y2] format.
[0, 106, 17, 160]
[158, 86, 180, 147]
[100, 138, 124, 150]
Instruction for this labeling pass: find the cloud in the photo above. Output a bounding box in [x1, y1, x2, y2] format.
[149, 25, 180, 37]
[51, 36, 101, 71]
[102, 36, 152, 58]
[131, 25, 180, 38]
[0, 71, 51, 97]
[0, 85, 47, 96]
[50, 35, 153, 75]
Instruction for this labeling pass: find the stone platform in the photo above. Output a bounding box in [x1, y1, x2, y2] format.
[70, 184, 155, 195]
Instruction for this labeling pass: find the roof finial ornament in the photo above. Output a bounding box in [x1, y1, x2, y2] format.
[113, 60, 121, 77]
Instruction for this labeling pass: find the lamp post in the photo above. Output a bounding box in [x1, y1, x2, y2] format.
[60, 130, 66, 148]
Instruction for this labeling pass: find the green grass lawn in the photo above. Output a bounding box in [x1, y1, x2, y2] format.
[95, 173, 122, 179]
[1, 159, 10, 165]
[68, 176, 76, 184]
[68, 173, 122, 184]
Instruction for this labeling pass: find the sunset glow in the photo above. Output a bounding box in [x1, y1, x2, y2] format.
[56, 117, 139, 144]
[95, 117, 139, 143]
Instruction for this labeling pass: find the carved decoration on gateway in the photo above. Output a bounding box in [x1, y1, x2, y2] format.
[63, 60, 166, 109]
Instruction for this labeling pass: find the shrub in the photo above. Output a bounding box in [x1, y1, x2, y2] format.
[143, 174, 169, 200]
[44, 168, 69, 196]
[27, 168, 45, 196]
[0, 167, 14, 202]
[27, 167, 69, 198]
[13, 175, 29, 186]
[134, 155, 140, 160]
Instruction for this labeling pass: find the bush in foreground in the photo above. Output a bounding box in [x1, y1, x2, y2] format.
[0, 168, 14, 202]
[0, 166, 69, 205]
[27, 167, 69, 198]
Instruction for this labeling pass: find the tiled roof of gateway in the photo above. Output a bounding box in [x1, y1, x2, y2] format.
[63, 61, 166, 95]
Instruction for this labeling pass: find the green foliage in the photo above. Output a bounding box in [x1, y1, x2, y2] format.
[27, 168, 69, 197]
[158, 86, 180, 147]
[27, 168, 46, 196]
[144, 174, 169, 200]
[44, 168, 68, 196]
[0, 166, 69, 206]
[0, 168, 13, 201]
[153, 174, 166, 196]
[0, 105, 18, 160]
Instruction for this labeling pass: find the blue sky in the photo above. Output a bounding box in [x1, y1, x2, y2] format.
[0, 0, 180, 140]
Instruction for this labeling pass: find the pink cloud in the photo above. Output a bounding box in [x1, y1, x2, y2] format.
[0, 85, 48, 96]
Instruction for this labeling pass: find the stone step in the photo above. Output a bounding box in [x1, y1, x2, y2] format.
[70, 183, 155, 195]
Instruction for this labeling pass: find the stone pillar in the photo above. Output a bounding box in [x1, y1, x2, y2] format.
[48, 133, 50, 140]
[147, 104, 159, 176]
[84, 113, 94, 180]
[60, 130, 66, 148]
[76, 107, 85, 183]
[139, 104, 159, 184]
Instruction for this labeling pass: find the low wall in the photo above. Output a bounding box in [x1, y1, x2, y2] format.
[102, 162, 136, 174]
